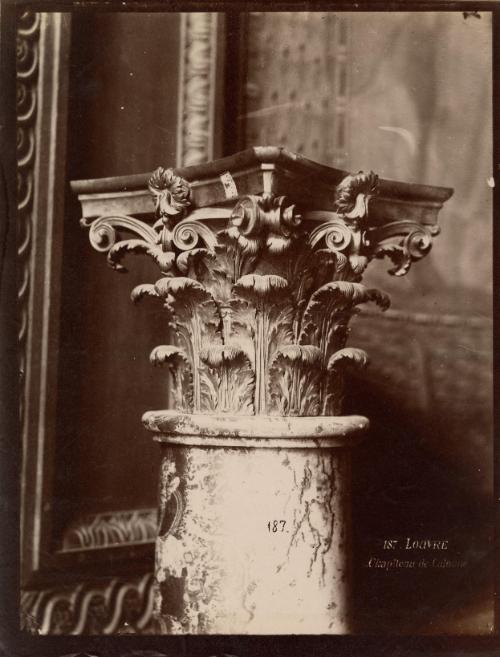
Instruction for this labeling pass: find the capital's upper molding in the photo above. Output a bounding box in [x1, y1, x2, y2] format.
[71, 146, 453, 227]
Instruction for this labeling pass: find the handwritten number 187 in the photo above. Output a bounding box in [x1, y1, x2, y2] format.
[267, 520, 286, 533]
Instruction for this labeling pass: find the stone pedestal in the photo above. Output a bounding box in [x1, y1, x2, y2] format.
[73, 146, 452, 634]
[144, 413, 366, 633]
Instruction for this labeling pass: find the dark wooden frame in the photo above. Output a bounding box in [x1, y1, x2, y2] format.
[18, 10, 73, 587]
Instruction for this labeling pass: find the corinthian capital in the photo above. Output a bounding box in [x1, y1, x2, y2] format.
[73, 147, 452, 418]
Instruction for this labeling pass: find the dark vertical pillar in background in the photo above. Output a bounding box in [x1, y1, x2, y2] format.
[54, 12, 181, 538]
[67, 12, 180, 179]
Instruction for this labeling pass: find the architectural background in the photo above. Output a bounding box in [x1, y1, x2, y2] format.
[241, 11, 492, 304]
[18, 10, 493, 635]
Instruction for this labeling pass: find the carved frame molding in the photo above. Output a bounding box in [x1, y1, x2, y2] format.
[21, 572, 155, 635]
[60, 508, 158, 553]
[176, 12, 224, 167]
[17, 10, 40, 432]
[19, 15, 229, 626]
[18, 10, 71, 584]
[20, 12, 229, 605]
[17, 12, 157, 590]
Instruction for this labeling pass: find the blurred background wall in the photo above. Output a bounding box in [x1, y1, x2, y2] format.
[241, 11, 492, 306]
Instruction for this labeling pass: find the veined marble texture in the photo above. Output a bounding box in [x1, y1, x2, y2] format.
[155, 441, 351, 634]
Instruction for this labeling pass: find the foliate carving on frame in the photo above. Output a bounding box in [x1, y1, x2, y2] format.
[21, 573, 155, 635]
[177, 13, 218, 167]
[61, 508, 157, 552]
[82, 165, 440, 418]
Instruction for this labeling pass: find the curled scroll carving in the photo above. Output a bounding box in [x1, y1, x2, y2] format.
[371, 221, 437, 276]
[308, 170, 377, 279]
[309, 170, 439, 278]
[79, 211, 170, 273]
[80, 172, 216, 274]
[228, 194, 303, 255]
[172, 219, 218, 252]
[82, 214, 158, 251]
[309, 217, 369, 279]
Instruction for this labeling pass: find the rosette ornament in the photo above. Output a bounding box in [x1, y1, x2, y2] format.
[149, 167, 191, 223]
[211, 194, 304, 285]
[335, 171, 379, 222]
[225, 194, 302, 255]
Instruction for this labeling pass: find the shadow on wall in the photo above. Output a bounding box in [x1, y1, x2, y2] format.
[347, 301, 493, 634]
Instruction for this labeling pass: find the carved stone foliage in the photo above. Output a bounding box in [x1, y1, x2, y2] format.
[82, 166, 443, 417]
[309, 170, 438, 277]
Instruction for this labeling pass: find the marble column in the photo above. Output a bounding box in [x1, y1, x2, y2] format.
[143, 414, 364, 634]
[74, 147, 452, 634]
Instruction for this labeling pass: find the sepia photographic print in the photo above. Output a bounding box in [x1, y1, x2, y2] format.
[0, 2, 497, 656]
